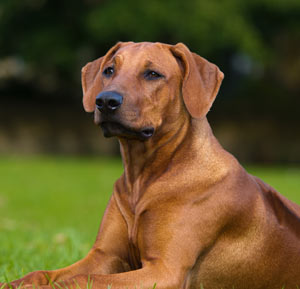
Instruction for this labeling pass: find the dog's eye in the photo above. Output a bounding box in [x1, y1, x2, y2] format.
[144, 70, 163, 80]
[103, 67, 114, 77]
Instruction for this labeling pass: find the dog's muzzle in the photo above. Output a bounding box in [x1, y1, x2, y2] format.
[95, 91, 154, 140]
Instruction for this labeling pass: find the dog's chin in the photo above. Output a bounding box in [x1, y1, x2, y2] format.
[100, 122, 154, 141]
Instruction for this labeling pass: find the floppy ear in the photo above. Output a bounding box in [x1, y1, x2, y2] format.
[81, 42, 126, 112]
[170, 43, 224, 119]
[81, 56, 104, 112]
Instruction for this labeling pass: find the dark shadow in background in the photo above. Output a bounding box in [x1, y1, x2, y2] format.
[0, 0, 299, 163]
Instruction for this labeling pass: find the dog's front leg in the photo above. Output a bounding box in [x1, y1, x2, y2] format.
[1, 196, 131, 289]
[22, 264, 178, 289]
[1, 247, 130, 289]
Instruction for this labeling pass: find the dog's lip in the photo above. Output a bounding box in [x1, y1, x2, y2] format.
[100, 121, 154, 140]
[140, 127, 154, 138]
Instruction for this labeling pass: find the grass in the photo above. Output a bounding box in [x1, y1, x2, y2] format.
[0, 156, 299, 285]
[0, 156, 123, 282]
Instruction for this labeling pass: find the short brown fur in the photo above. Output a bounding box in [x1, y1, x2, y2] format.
[2, 42, 300, 289]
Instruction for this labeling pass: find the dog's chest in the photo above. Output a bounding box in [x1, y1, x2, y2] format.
[114, 180, 153, 269]
[127, 211, 143, 269]
[118, 195, 144, 269]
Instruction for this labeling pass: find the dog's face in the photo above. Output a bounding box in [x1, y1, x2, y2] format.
[81, 42, 224, 141]
[95, 42, 184, 140]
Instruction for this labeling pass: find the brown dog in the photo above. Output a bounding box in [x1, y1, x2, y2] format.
[3, 42, 300, 289]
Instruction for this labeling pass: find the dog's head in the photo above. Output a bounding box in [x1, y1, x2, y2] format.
[81, 42, 223, 141]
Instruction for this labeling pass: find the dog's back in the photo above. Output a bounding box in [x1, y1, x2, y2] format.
[190, 165, 300, 289]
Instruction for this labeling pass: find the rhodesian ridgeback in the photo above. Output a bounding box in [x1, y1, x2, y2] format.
[2, 42, 300, 289]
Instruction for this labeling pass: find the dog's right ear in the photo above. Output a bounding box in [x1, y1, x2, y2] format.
[81, 56, 104, 112]
[81, 42, 125, 112]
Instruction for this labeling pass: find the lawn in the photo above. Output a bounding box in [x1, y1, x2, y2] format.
[0, 156, 299, 283]
[0, 156, 123, 282]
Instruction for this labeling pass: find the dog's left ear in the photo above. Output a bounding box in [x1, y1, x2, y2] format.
[170, 43, 224, 119]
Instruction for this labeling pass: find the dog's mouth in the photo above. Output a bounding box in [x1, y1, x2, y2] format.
[100, 121, 154, 141]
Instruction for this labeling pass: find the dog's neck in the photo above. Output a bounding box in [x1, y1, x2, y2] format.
[118, 117, 215, 193]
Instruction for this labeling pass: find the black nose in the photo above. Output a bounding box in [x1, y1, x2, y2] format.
[96, 91, 123, 112]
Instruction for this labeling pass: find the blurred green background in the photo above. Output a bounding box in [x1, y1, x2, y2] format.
[0, 0, 300, 282]
[0, 0, 299, 162]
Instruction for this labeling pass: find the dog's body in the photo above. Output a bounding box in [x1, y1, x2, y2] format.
[3, 42, 300, 289]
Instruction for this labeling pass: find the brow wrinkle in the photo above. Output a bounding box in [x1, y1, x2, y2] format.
[144, 60, 153, 68]
[114, 54, 123, 66]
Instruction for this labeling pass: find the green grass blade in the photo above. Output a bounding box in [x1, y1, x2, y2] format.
[54, 282, 64, 289]
[72, 279, 81, 289]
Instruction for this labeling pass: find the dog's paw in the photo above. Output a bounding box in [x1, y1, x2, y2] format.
[21, 285, 50, 289]
[0, 282, 16, 289]
[0, 283, 51, 289]
[2, 271, 50, 289]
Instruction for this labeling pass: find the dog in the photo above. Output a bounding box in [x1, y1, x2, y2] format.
[2, 42, 300, 289]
